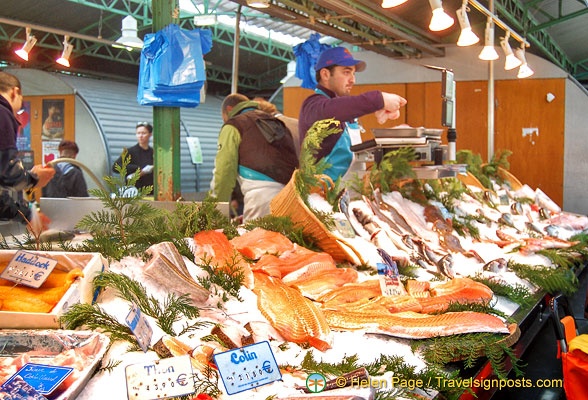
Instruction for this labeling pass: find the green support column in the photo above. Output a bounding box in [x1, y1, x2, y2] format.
[152, 0, 180, 200]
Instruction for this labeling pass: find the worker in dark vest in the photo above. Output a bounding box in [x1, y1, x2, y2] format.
[211, 94, 298, 220]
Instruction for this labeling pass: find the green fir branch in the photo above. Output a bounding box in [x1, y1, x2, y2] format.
[196, 254, 245, 302]
[59, 303, 137, 345]
[368, 147, 416, 194]
[508, 261, 579, 296]
[96, 359, 123, 374]
[471, 275, 534, 308]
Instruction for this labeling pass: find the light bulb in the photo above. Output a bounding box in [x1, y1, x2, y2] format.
[479, 20, 498, 61]
[504, 54, 522, 70]
[515, 47, 535, 78]
[429, 8, 455, 31]
[381, 0, 408, 7]
[457, 28, 479, 46]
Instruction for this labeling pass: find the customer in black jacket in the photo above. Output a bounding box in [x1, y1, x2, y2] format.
[112, 122, 154, 191]
[0, 71, 54, 222]
[42, 140, 88, 198]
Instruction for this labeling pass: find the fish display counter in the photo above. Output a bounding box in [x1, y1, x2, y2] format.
[1, 153, 587, 399]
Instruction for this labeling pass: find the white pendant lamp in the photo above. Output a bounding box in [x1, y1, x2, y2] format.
[479, 18, 499, 61]
[15, 27, 37, 61]
[456, 2, 479, 46]
[515, 45, 535, 78]
[56, 36, 73, 67]
[500, 32, 522, 70]
[114, 15, 143, 50]
[428, 0, 454, 32]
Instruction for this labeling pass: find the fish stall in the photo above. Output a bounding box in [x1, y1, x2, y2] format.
[1, 128, 586, 400]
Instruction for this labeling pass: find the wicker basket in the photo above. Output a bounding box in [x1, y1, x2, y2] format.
[270, 170, 364, 264]
[457, 171, 487, 191]
[496, 167, 524, 191]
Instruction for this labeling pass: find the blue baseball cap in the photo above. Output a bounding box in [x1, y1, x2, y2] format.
[314, 47, 366, 72]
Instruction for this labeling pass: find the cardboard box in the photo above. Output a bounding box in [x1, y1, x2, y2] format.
[0, 251, 108, 329]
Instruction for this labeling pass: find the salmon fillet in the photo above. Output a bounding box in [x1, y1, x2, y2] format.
[230, 228, 294, 259]
[322, 295, 423, 314]
[286, 267, 358, 300]
[193, 230, 254, 289]
[323, 310, 509, 338]
[417, 278, 494, 313]
[252, 272, 332, 351]
[317, 280, 382, 305]
[253, 245, 336, 279]
[406, 280, 431, 298]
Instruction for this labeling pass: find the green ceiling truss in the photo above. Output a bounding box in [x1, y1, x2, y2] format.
[0, 23, 282, 90]
[495, 0, 588, 80]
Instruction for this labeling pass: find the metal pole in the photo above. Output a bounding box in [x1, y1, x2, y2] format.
[487, 0, 495, 162]
[231, 5, 242, 94]
[152, 0, 181, 200]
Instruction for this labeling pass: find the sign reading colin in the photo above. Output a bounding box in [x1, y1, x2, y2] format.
[214, 341, 281, 395]
[0, 251, 58, 288]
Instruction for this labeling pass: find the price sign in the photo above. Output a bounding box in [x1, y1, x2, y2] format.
[377, 262, 404, 296]
[125, 355, 195, 400]
[2, 363, 73, 395]
[0, 250, 58, 288]
[214, 341, 281, 395]
[126, 305, 153, 353]
[0, 375, 47, 399]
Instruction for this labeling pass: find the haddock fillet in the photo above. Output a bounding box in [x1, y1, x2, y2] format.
[323, 310, 509, 339]
[230, 228, 294, 259]
[193, 230, 254, 288]
[252, 272, 332, 351]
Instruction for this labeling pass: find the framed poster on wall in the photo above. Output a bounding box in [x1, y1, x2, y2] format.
[16, 101, 31, 150]
[42, 140, 60, 165]
[42, 99, 65, 140]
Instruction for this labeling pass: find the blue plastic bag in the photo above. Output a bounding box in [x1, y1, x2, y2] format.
[137, 24, 212, 107]
[293, 33, 331, 90]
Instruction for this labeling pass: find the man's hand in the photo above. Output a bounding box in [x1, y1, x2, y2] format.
[31, 165, 56, 189]
[377, 92, 407, 124]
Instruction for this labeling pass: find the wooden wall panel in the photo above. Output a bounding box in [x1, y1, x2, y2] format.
[283, 87, 313, 119]
[406, 83, 426, 127]
[455, 81, 488, 157]
[495, 78, 565, 204]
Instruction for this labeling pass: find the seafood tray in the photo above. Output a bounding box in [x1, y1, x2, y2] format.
[0, 330, 109, 400]
[0, 251, 108, 329]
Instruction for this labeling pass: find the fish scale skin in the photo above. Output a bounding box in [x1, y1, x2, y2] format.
[253, 273, 332, 351]
[324, 310, 509, 338]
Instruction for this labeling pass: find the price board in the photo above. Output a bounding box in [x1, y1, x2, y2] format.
[1, 363, 73, 395]
[0, 250, 57, 288]
[125, 305, 153, 353]
[125, 355, 195, 400]
[214, 341, 281, 395]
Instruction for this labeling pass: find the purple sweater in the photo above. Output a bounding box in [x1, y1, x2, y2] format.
[298, 85, 384, 160]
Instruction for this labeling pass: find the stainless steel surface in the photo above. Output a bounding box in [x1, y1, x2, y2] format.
[411, 164, 467, 179]
[372, 127, 424, 138]
[40, 197, 230, 231]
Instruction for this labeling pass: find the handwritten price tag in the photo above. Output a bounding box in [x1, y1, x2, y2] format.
[377, 262, 404, 296]
[0, 251, 57, 288]
[125, 305, 153, 353]
[0, 375, 47, 399]
[2, 363, 73, 395]
[125, 355, 195, 400]
[214, 341, 281, 395]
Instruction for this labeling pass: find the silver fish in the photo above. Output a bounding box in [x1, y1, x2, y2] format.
[483, 258, 508, 274]
[437, 254, 455, 279]
[498, 213, 520, 232]
[545, 225, 577, 241]
[539, 208, 551, 220]
[511, 202, 523, 215]
[526, 222, 544, 235]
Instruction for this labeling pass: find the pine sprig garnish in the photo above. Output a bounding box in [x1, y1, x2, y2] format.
[59, 303, 137, 344]
[300, 352, 359, 377]
[93, 272, 207, 336]
[171, 195, 238, 239]
[192, 366, 221, 398]
[471, 275, 534, 308]
[508, 261, 579, 296]
[97, 359, 123, 374]
[368, 147, 416, 195]
[196, 254, 245, 302]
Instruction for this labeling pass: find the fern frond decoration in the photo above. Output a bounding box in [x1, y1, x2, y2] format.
[508, 261, 579, 296]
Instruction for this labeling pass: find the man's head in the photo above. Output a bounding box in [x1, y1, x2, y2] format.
[58, 140, 79, 159]
[0, 71, 23, 116]
[135, 121, 153, 150]
[314, 47, 366, 97]
[221, 93, 249, 122]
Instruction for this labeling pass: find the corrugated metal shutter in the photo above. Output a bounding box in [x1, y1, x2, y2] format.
[58, 74, 223, 193]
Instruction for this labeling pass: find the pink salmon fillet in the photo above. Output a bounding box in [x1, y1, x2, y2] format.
[285, 267, 358, 300]
[416, 278, 494, 313]
[253, 272, 332, 351]
[317, 280, 382, 306]
[253, 245, 336, 279]
[406, 280, 431, 298]
[321, 295, 423, 314]
[323, 310, 509, 339]
[193, 230, 254, 288]
[230, 227, 295, 259]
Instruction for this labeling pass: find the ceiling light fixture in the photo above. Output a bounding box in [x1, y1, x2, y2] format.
[515, 44, 534, 78]
[456, 2, 479, 46]
[15, 27, 37, 61]
[428, 0, 454, 32]
[113, 15, 143, 50]
[246, 0, 270, 9]
[500, 32, 522, 70]
[381, 0, 408, 8]
[478, 18, 499, 61]
[56, 36, 73, 67]
[193, 14, 217, 26]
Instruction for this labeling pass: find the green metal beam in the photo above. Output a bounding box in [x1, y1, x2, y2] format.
[528, 7, 588, 33]
[495, 0, 575, 74]
[62, 0, 295, 62]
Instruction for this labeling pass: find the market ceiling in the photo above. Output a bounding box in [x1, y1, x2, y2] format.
[0, 0, 587, 97]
